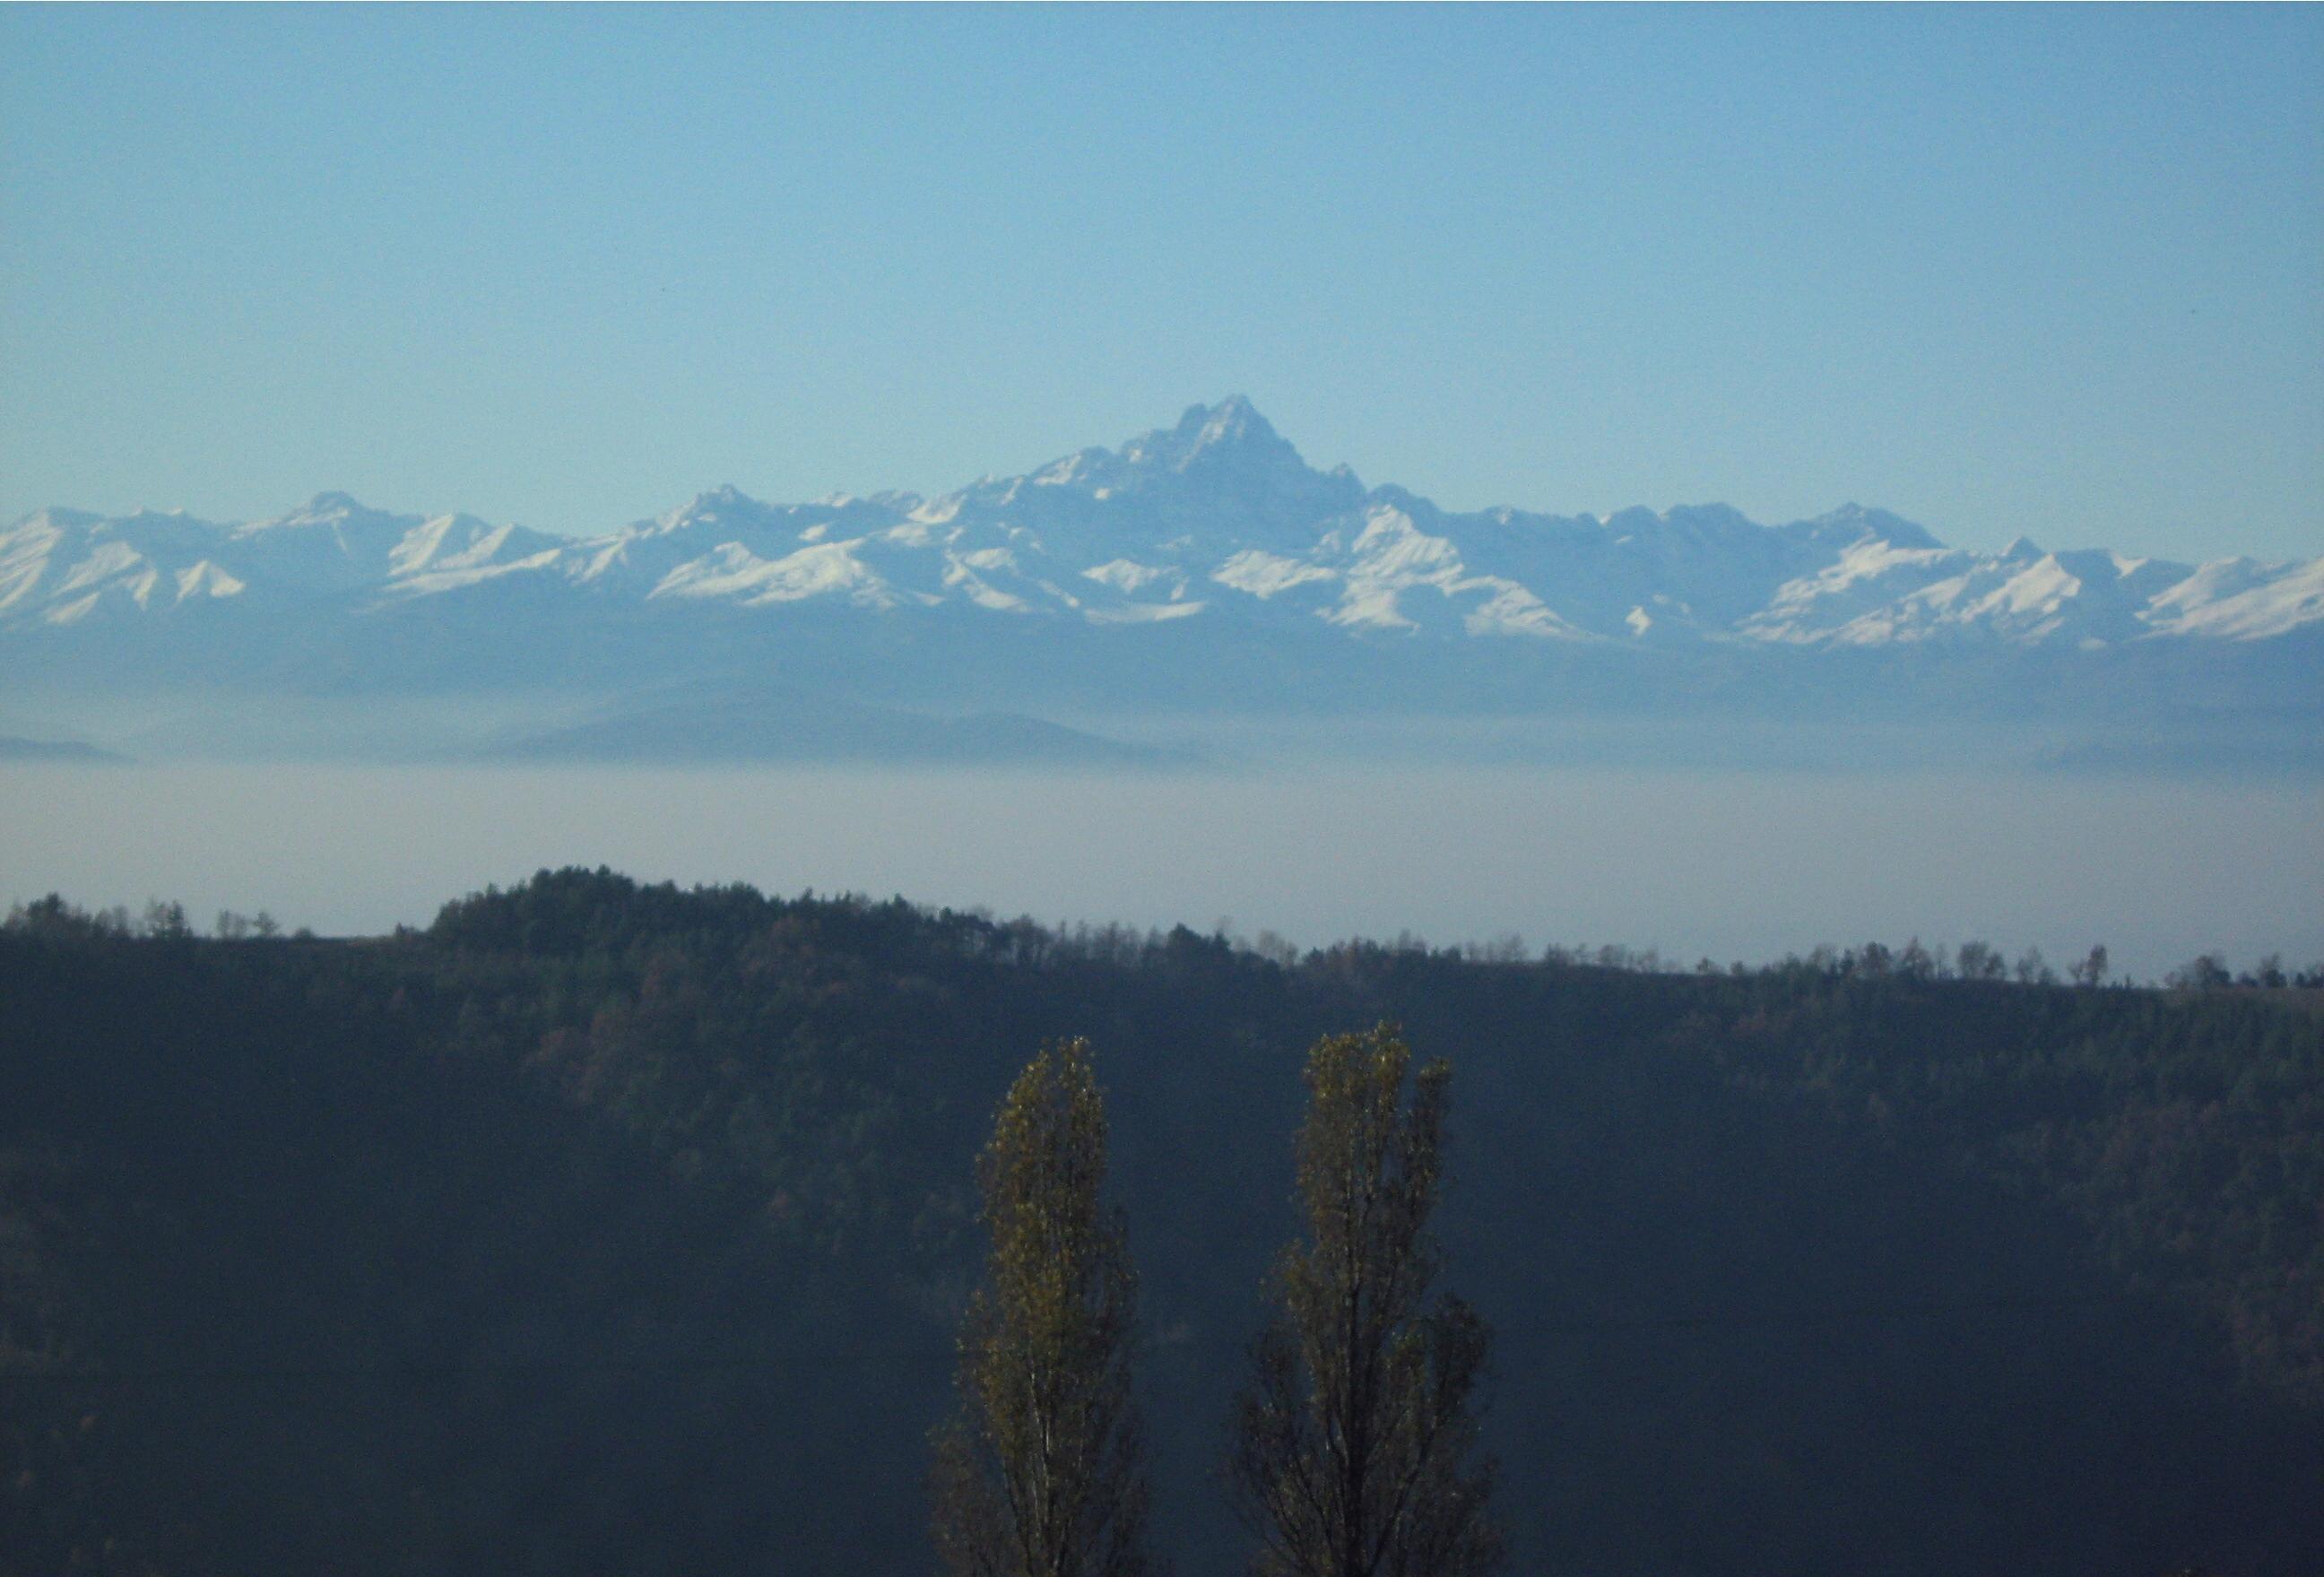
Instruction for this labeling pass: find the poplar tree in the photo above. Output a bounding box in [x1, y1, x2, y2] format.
[932, 1038, 1153, 1577]
[1228, 1025, 1502, 1577]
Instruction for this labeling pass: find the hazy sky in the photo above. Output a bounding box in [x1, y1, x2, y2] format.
[4, 763, 2317, 982]
[4, 5, 2320, 560]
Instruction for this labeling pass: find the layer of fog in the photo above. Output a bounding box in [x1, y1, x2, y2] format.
[3, 763, 2317, 982]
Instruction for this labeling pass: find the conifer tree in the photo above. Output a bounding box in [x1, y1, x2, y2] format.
[932, 1038, 1153, 1577]
[1228, 1025, 1501, 1577]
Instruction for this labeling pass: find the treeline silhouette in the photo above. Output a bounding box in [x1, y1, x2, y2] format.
[2, 870, 2318, 1574]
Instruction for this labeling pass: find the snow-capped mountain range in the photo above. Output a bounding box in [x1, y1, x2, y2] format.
[5, 397, 2320, 768]
[9, 397, 2320, 651]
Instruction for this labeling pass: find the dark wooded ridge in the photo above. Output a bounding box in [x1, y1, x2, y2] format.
[3, 871, 2318, 1575]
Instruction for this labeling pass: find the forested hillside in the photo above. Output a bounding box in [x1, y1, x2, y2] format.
[4, 871, 2318, 1575]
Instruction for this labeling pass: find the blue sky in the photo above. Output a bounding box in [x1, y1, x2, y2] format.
[4, 4, 2319, 560]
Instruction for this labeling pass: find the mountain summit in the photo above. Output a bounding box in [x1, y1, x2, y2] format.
[1129, 395, 1305, 474]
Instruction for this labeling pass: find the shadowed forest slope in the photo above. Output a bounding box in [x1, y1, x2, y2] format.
[4, 870, 2319, 1575]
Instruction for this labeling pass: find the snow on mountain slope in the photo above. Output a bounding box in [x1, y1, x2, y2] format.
[2143, 557, 2324, 641]
[1202, 503, 1585, 638]
[0, 495, 566, 624]
[225, 493, 559, 593]
[382, 513, 566, 593]
[4, 400, 2317, 653]
[1, 507, 248, 625]
[1737, 533, 2207, 648]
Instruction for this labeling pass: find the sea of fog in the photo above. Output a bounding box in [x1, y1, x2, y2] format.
[3, 762, 2319, 982]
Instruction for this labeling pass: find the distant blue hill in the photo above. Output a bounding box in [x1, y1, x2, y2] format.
[483, 687, 1184, 770]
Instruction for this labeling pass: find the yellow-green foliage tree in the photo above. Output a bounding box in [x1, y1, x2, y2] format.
[932, 1038, 1153, 1577]
[1228, 1025, 1502, 1577]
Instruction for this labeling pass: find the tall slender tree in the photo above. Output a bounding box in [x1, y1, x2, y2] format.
[932, 1038, 1154, 1577]
[1228, 1025, 1502, 1577]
